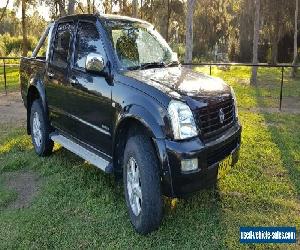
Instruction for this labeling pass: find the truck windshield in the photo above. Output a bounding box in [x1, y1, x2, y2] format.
[103, 20, 178, 70]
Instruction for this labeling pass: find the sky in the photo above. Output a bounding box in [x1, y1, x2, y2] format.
[0, 0, 106, 21]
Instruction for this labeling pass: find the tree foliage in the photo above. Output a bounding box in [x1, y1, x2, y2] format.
[0, 0, 298, 64]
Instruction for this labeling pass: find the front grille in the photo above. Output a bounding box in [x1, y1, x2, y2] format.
[194, 97, 235, 140]
[207, 137, 239, 166]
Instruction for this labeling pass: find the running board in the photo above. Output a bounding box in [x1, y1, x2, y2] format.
[50, 133, 112, 173]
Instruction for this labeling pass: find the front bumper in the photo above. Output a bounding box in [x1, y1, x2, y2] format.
[158, 123, 241, 197]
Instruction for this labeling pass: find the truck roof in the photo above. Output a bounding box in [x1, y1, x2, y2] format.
[57, 13, 151, 26]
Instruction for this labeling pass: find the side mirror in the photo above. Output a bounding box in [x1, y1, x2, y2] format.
[85, 53, 105, 74]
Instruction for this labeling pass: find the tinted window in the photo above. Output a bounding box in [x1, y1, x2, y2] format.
[74, 22, 106, 69]
[52, 22, 74, 68]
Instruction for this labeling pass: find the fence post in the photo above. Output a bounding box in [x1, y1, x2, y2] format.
[3, 59, 7, 95]
[210, 65, 212, 75]
[279, 66, 284, 111]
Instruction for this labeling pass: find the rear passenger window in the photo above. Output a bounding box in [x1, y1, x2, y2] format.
[74, 22, 106, 69]
[52, 22, 74, 68]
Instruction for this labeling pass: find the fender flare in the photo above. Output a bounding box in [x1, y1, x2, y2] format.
[113, 104, 174, 196]
[26, 78, 48, 134]
[114, 103, 166, 140]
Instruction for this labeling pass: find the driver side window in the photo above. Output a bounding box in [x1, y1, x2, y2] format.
[52, 22, 74, 68]
[74, 22, 106, 70]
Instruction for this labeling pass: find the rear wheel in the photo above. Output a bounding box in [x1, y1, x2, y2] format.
[30, 100, 54, 156]
[123, 134, 163, 234]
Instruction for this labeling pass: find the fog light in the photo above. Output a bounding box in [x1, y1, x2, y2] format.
[181, 158, 198, 172]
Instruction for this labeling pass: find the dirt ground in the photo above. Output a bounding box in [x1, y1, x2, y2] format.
[0, 92, 33, 209]
[2, 170, 41, 209]
[0, 92, 26, 124]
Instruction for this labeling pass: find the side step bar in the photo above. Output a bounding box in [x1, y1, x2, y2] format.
[50, 133, 113, 173]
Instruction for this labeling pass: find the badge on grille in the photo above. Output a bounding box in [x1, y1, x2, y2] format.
[219, 108, 225, 124]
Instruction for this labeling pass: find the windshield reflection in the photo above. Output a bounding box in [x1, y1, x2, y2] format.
[103, 20, 178, 70]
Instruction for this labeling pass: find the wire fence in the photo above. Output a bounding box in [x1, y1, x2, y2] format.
[1, 57, 299, 111]
[182, 62, 300, 111]
[0, 57, 20, 95]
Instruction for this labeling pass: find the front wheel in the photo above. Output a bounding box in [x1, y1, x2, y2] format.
[123, 134, 163, 234]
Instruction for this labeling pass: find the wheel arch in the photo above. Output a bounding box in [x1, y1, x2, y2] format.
[112, 105, 166, 176]
[26, 81, 47, 135]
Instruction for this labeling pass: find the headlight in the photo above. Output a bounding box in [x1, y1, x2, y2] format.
[231, 87, 238, 118]
[168, 101, 198, 140]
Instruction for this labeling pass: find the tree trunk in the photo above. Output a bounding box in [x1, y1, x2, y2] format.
[184, 0, 196, 64]
[21, 0, 28, 57]
[132, 0, 138, 17]
[239, 0, 253, 62]
[87, 0, 91, 13]
[158, 1, 169, 40]
[58, 0, 67, 16]
[166, 0, 171, 42]
[250, 0, 260, 85]
[270, 24, 279, 65]
[67, 0, 75, 15]
[291, 0, 298, 78]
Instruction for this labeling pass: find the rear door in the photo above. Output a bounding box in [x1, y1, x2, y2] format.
[68, 21, 112, 156]
[45, 22, 76, 134]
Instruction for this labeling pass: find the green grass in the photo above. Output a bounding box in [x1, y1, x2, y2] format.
[194, 66, 300, 109]
[0, 65, 20, 94]
[0, 67, 300, 248]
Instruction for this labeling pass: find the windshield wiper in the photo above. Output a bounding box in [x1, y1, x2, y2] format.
[140, 62, 166, 70]
[166, 61, 180, 67]
[126, 61, 178, 71]
[126, 65, 141, 70]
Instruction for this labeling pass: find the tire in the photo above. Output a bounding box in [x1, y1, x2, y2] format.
[123, 134, 163, 235]
[30, 99, 54, 156]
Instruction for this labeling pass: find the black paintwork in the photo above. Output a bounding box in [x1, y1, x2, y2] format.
[20, 14, 242, 197]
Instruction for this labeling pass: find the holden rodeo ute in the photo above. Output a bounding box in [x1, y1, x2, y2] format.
[20, 14, 241, 234]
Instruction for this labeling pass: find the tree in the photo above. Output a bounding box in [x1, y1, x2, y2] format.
[250, 0, 260, 85]
[14, 0, 38, 56]
[42, 0, 78, 17]
[58, 0, 67, 16]
[291, 0, 298, 77]
[261, 0, 294, 64]
[0, 0, 10, 24]
[0, 9, 20, 36]
[132, 0, 138, 17]
[238, 0, 254, 62]
[21, 0, 28, 56]
[192, 0, 237, 61]
[87, 0, 91, 13]
[157, 0, 169, 41]
[184, 0, 196, 63]
[68, 0, 75, 15]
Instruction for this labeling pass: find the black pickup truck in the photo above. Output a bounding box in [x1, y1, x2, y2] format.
[20, 14, 241, 234]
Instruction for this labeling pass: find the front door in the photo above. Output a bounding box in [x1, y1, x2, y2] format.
[68, 21, 112, 156]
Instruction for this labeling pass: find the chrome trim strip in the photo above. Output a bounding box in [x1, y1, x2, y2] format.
[48, 105, 111, 137]
[69, 114, 111, 137]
